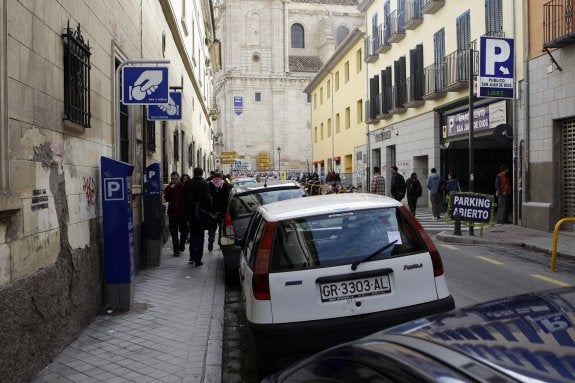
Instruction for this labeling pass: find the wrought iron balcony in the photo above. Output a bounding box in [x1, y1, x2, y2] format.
[388, 10, 406, 43]
[405, 75, 424, 108]
[443, 49, 470, 92]
[423, 62, 447, 100]
[376, 24, 391, 54]
[390, 84, 407, 114]
[365, 98, 379, 124]
[544, 0, 575, 48]
[364, 36, 379, 63]
[404, 1, 423, 30]
[376, 92, 393, 119]
[422, 0, 445, 15]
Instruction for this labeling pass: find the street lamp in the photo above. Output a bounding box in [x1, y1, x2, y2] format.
[277, 147, 281, 175]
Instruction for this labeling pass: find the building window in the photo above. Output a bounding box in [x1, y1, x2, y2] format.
[327, 118, 332, 137]
[320, 123, 324, 140]
[335, 71, 340, 91]
[62, 22, 91, 127]
[314, 126, 318, 143]
[327, 80, 331, 98]
[336, 25, 350, 46]
[344, 61, 350, 83]
[320, 87, 324, 104]
[356, 49, 362, 73]
[116, 59, 130, 163]
[336, 113, 340, 133]
[356, 100, 363, 123]
[188, 143, 194, 167]
[345, 107, 350, 129]
[146, 108, 156, 152]
[485, 0, 503, 36]
[291, 23, 305, 48]
[173, 130, 179, 161]
[162, 122, 168, 183]
[255, 92, 261, 102]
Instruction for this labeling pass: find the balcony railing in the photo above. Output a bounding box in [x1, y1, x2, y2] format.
[365, 99, 379, 124]
[422, 0, 445, 15]
[423, 62, 447, 100]
[405, 75, 424, 108]
[376, 92, 392, 119]
[404, 1, 423, 30]
[390, 84, 407, 114]
[376, 24, 391, 54]
[443, 49, 470, 92]
[364, 36, 379, 63]
[544, 0, 575, 48]
[388, 10, 406, 43]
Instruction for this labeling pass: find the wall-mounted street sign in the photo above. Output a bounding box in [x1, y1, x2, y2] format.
[122, 66, 169, 104]
[479, 36, 514, 99]
[147, 92, 182, 120]
[234, 96, 243, 116]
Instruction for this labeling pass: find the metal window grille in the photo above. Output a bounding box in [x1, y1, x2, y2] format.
[62, 22, 91, 127]
[188, 144, 194, 167]
[162, 122, 169, 183]
[562, 119, 575, 218]
[433, 28, 446, 89]
[485, 0, 503, 36]
[173, 131, 179, 161]
[146, 108, 156, 152]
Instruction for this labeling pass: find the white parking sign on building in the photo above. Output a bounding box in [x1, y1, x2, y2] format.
[479, 36, 514, 99]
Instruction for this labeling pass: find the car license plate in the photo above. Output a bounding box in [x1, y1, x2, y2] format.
[319, 275, 391, 302]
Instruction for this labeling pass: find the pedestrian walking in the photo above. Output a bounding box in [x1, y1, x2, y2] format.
[405, 172, 423, 215]
[427, 168, 442, 220]
[164, 171, 189, 257]
[445, 172, 461, 193]
[390, 166, 406, 202]
[495, 164, 512, 224]
[184, 167, 212, 266]
[370, 166, 385, 195]
[207, 172, 231, 251]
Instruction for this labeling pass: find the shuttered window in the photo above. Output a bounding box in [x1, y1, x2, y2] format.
[433, 29, 445, 88]
[562, 119, 575, 218]
[485, 0, 503, 36]
[456, 11, 470, 50]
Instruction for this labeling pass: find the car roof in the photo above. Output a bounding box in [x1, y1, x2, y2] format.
[258, 193, 401, 221]
[233, 180, 301, 193]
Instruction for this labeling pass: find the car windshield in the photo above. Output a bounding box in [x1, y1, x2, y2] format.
[270, 207, 426, 272]
[230, 188, 304, 219]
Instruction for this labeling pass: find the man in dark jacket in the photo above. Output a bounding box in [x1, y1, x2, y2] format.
[390, 166, 406, 202]
[184, 167, 211, 266]
[164, 171, 189, 257]
[207, 172, 231, 251]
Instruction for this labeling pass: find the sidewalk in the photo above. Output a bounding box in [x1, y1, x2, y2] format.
[31, 238, 224, 383]
[436, 222, 575, 259]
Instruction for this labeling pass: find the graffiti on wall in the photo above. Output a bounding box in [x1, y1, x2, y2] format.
[31, 189, 49, 210]
[83, 176, 96, 206]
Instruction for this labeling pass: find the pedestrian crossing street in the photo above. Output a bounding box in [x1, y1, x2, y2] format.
[412, 211, 454, 235]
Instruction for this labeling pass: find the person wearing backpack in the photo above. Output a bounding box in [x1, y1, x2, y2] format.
[406, 172, 423, 215]
[427, 168, 442, 220]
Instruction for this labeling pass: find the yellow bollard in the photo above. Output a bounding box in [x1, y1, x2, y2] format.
[551, 217, 575, 272]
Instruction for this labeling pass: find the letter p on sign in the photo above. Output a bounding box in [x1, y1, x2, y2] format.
[104, 178, 125, 201]
[485, 39, 511, 75]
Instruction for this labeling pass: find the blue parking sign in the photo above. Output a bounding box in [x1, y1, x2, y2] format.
[147, 92, 182, 120]
[122, 66, 169, 104]
[479, 36, 514, 99]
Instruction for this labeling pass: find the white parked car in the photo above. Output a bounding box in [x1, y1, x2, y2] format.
[238, 193, 455, 373]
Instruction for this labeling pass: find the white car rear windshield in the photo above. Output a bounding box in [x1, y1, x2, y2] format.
[270, 207, 425, 272]
[231, 188, 304, 219]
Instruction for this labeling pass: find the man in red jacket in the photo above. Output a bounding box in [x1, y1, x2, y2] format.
[164, 171, 189, 256]
[495, 164, 512, 224]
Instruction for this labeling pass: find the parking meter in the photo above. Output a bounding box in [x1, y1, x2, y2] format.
[145, 162, 163, 266]
[100, 156, 135, 311]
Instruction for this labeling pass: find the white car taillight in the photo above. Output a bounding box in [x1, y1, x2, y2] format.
[252, 222, 277, 300]
[400, 206, 444, 277]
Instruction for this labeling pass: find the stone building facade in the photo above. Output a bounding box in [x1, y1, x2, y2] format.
[0, 1, 218, 381]
[212, 0, 363, 174]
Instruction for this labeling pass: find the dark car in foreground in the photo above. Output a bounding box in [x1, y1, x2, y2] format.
[264, 287, 575, 382]
[219, 180, 305, 283]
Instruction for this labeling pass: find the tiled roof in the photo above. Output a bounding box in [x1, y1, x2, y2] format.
[292, 0, 358, 5]
[289, 56, 324, 72]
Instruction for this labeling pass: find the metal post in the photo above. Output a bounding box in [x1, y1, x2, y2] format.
[277, 147, 281, 175]
[468, 44, 474, 236]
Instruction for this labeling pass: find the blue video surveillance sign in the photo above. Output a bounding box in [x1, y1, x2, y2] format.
[479, 36, 514, 99]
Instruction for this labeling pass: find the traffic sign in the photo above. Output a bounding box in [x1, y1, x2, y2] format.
[122, 66, 169, 104]
[479, 36, 514, 99]
[222, 151, 237, 156]
[147, 92, 182, 120]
